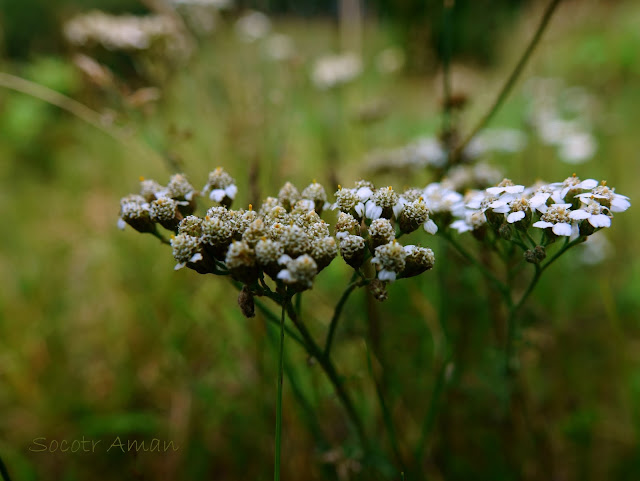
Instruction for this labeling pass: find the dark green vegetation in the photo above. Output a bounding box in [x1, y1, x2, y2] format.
[1, 1, 639, 480]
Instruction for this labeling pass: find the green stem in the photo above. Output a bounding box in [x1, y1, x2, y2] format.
[0, 455, 12, 481]
[274, 302, 286, 481]
[252, 297, 305, 348]
[504, 236, 586, 372]
[452, 0, 564, 159]
[324, 276, 360, 357]
[365, 343, 406, 473]
[440, 0, 455, 141]
[283, 300, 369, 451]
[440, 230, 511, 301]
[0, 71, 167, 170]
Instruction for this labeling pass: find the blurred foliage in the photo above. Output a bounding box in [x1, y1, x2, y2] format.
[0, 0, 147, 58]
[0, 1, 639, 480]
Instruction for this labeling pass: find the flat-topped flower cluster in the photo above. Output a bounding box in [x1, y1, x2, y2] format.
[118, 169, 437, 297]
[446, 174, 630, 241]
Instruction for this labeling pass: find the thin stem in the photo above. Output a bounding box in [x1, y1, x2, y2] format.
[0, 72, 166, 169]
[440, 0, 455, 140]
[253, 298, 305, 348]
[452, 0, 564, 159]
[151, 231, 171, 245]
[283, 300, 369, 450]
[439, 230, 511, 301]
[0, 455, 12, 481]
[324, 275, 360, 357]
[504, 236, 586, 372]
[365, 343, 406, 473]
[273, 302, 286, 481]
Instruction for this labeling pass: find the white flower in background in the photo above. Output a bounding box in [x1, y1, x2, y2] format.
[450, 211, 487, 233]
[577, 231, 612, 265]
[235, 10, 271, 42]
[524, 77, 599, 165]
[558, 132, 597, 164]
[264, 34, 295, 61]
[466, 128, 528, 157]
[422, 183, 465, 217]
[376, 47, 405, 74]
[311, 52, 362, 90]
[407, 138, 447, 168]
[64, 11, 180, 51]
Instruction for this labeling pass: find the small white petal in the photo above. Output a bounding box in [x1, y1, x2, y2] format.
[336, 231, 348, 239]
[365, 203, 382, 220]
[507, 211, 525, 223]
[569, 210, 590, 220]
[378, 269, 397, 282]
[357, 187, 373, 200]
[450, 220, 471, 233]
[588, 214, 611, 228]
[209, 189, 226, 202]
[277, 270, 292, 281]
[174, 262, 186, 270]
[611, 197, 631, 213]
[278, 254, 292, 265]
[354, 202, 365, 217]
[392, 202, 405, 218]
[225, 184, 238, 199]
[552, 223, 573, 236]
[117, 218, 126, 230]
[504, 185, 525, 194]
[486, 187, 505, 195]
[189, 253, 203, 263]
[423, 219, 438, 234]
[403, 245, 417, 254]
[533, 221, 553, 229]
[577, 179, 598, 190]
[529, 192, 550, 208]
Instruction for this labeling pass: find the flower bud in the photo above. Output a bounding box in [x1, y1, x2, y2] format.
[238, 286, 256, 318]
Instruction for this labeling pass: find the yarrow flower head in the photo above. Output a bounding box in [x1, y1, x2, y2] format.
[202, 167, 238, 206]
[119, 174, 438, 312]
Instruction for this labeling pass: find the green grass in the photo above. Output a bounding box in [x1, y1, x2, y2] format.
[1, 2, 639, 480]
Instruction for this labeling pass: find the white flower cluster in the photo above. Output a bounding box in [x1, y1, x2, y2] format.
[365, 128, 525, 175]
[332, 181, 436, 282]
[119, 173, 438, 295]
[311, 52, 362, 90]
[64, 11, 184, 52]
[447, 175, 630, 239]
[525, 77, 598, 164]
[118, 173, 197, 232]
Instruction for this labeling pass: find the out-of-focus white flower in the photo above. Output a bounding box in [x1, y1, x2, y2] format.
[558, 132, 597, 164]
[466, 128, 528, 156]
[376, 47, 405, 74]
[264, 34, 295, 61]
[235, 10, 271, 42]
[577, 231, 612, 265]
[311, 52, 362, 90]
[64, 11, 181, 51]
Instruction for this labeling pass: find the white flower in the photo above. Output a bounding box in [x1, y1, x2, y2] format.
[235, 10, 271, 42]
[569, 199, 611, 228]
[558, 132, 597, 164]
[311, 52, 362, 90]
[532, 203, 578, 237]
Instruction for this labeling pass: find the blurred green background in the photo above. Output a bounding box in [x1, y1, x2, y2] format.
[1, 0, 639, 479]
